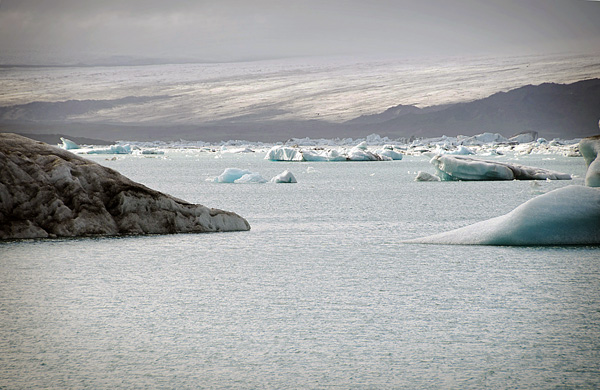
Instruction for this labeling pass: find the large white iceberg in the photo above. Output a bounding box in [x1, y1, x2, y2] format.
[579, 135, 600, 187]
[404, 185, 600, 245]
[430, 155, 572, 181]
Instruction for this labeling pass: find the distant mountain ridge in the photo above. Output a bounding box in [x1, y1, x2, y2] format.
[361, 78, 600, 139]
[2, 78, 599, 142]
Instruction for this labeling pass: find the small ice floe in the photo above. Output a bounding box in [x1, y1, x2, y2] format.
[270, 170, 297, 183]
[414, 171, 441, 182]
[210, 168, 267, 183]
[210, 168, 298, 184]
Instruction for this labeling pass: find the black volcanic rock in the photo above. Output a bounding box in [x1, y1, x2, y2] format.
[0, 133, 250, 239]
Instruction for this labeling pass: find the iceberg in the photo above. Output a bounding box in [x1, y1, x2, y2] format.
[375, 145, 404, 160]
[234, 173, 268, 184]
[264, 146, 304, 161]
[404, 185, 600, 245]
[0, 133, 250, 240]
[211, 168, 267, 183]
[80, 144, 133, 154]
[430, 155, 572, 181]
[270, 170, 297, 183]
[579, 135, 600, 187]
[59, 137, 80, 150]
[414, 171, 441, 182]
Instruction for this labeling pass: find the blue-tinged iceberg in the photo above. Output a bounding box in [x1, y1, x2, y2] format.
[59, 137, 81, 150]
[210, 168, 267, 183]
[405, 185, 600, 245]
[430, 155, 572, 181]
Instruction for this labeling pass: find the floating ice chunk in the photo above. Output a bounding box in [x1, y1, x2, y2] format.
[81, 144, 132, 154]
[405, 185, 600, 245]
[461, 133, 509, 145]
[414, 171, 441, 181]
[302, 149, 347, 161]
[579, 135, 600, 187]
[270, 170, 297, 183]
[430, 155, 571, 181]
[444, 145, 475, 155]
[210, 168, 267, 183]
[509, 132, 537, 143]
[220, 146, 254, 154]
[264, 146, 304, 161]
[212, 168, 252, 183]
[234, 173, 268, 184]
[376, 146, 404, 160]
[140, 149, 164, 155]
[59, 137, 80, 150]
[347, 143, 383, 161]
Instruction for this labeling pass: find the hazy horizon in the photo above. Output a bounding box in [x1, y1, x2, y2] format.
[1, 0, 600, 65]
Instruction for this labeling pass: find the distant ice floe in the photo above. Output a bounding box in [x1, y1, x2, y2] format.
[430, 155, 572, 181]
[210, 168, 297, 184]
[405, 185, 600, 245]
[265, 141, 403, 162]
[270, 170, 297, 183]
[414, 171, 441, 182]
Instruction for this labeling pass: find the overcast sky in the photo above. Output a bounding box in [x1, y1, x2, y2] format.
[1, 0, 599, 64]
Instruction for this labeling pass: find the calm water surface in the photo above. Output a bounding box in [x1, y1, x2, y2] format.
[1, 151, 599, 389]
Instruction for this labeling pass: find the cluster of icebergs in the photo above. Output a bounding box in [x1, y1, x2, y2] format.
[407, 135, 600, 245]
[209, 168, 297, 184]
[264, 142, 403, 162]
[60, 131, 583, 160]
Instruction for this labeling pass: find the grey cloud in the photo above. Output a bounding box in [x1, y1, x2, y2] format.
[1, 0, 599, 64]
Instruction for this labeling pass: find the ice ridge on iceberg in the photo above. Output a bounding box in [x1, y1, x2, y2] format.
[404, 185, 600, 245]
[430, 155, 572, 181]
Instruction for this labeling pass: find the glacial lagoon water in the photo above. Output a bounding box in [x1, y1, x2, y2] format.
[1, 151, 599, 389]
